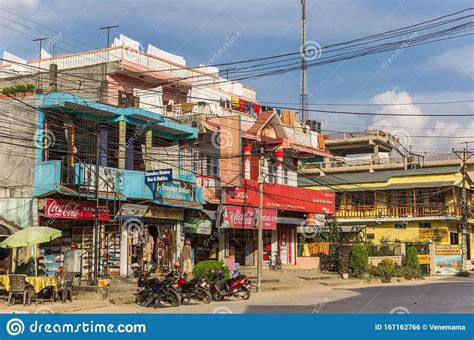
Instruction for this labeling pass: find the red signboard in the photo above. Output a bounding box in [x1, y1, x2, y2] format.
[221, 205, 277, 230]
[45, 199, 110, 221]
[222, 179, 335, 214]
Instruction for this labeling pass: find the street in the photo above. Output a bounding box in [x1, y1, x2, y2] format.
[77, 277, 474, 314]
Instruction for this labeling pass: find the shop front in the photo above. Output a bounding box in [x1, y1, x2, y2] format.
[38, 198, 111, 278]
[117, 203, 186, 276]
[219, 205, 277, 267]
[221, 180, 335, 267]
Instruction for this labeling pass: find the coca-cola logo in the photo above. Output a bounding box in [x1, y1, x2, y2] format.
[227, 208, 254, 227]
[46, 200, 81, 218]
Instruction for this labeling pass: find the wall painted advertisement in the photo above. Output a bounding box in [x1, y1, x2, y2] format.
[435, 255, 462, 275]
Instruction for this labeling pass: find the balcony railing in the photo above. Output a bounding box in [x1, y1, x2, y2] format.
[0, 46, 257, 100]
[336, 204, 459, 219]
[305, 153, 461, 169]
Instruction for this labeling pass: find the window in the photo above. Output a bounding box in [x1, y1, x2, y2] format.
[118, 90, 139, 108]
[394, 222, 407, 229]
[450, 232, 459, 245]
[427, 189, 445, 205]
[206, 155, 219, 177]
[419, 222, 431, 229]
[351, 192, 375, 208]
[366, 233, 375, 240]
[283, 168, 289, 185]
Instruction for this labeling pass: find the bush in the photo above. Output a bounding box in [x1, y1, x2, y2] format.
[403, 267, 423, 280]
[192, 260, 230, 282]
[376, 259, 395, 283]
[392, 265, 404, 278]
[403, 247, 420, 270]
[379, 258, 395, 271]
[337, 246, 352, 274]
[349, 244, 369, 278]
[1, 84, 35, 95]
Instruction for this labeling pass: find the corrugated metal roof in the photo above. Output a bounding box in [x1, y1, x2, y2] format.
[299, 165, 460, 187]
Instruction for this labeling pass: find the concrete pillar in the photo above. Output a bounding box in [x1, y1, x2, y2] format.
[145, 128, 152, 170]
[275, 149, 284, 184]
[120, 222, 128, 277]
[243, 145, 252, 180]
[429, 243, 436, 276]
[373, 144, 379, 163]
[118, 120, 126, 169]
[218, 232, 225, 261]
[400, 242, 406, 256]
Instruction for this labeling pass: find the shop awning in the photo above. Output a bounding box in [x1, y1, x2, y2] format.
[201, 209, 217, 220]
[297, 225, 366, 233]
[184, 217, 212, 235]
[277, 217, 305, 225]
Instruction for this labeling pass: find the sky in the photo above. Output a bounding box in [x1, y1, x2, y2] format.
[0, 0, 473, 153]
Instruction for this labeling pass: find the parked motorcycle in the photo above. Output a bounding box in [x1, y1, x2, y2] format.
[135, 271, 181, 307]
[211, 270, 252, 301]
[172, 276, 212, 304]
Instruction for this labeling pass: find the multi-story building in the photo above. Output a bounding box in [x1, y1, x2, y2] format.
[299, 130, 474, 274]
[0, 35, 335, 273]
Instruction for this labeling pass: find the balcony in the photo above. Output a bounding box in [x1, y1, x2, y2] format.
[336, 204, 460, 220]
[34, 160, 204, 208]
[0, 46, 256, 101]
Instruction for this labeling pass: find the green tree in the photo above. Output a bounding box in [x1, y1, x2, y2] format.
[349, 244, 369, 278]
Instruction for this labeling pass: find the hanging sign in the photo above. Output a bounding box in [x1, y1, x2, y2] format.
[145, 169, 173, 184]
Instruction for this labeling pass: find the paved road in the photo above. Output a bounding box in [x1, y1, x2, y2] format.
[79, 277, 473, 314]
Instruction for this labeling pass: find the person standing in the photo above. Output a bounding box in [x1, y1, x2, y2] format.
[142, 226, 154, 271]
[180, 239, 193, 277]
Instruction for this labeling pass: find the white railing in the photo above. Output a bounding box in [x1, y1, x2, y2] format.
[305, 153, 461, 169]
[0, 46, 257, 99]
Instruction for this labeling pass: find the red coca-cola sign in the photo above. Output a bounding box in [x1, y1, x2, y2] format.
[45, 199, 110, 221]
[221, 205, 277, 230]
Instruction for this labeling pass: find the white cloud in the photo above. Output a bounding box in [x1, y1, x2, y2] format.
[368, 90, 474, 152]
[429, 46, 474, 75]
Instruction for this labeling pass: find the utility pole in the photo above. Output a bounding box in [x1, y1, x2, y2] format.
[93, 126, 101, 285]
[300, 0, 308, 126]
[452, 143, 473, 272]
[99, 25, 119, 48]
[257, 147, 265, 293]
[33, 37, 49, 89]
[99, 25, 118, 104]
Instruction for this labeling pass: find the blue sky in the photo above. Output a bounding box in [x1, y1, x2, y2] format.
[1, 0, 473, 152]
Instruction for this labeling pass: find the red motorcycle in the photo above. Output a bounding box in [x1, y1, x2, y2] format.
[211, 270, 252, 301]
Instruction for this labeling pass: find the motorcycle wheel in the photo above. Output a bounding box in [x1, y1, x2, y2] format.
[135, 291, 151, 307]
[241, 290, 251, 300]
[196, 288, 212, 304]
[158, 288, 181, 307]
[212, 290, 224, 301]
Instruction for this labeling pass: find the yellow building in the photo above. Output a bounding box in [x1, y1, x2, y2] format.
[299, 131, 474, 263]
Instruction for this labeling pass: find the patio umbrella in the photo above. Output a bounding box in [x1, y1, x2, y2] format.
[0, 226, 62, 248]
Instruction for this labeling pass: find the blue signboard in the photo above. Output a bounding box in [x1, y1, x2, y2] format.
[145, 169, 173, 184]
[155, 181, 193, 201]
